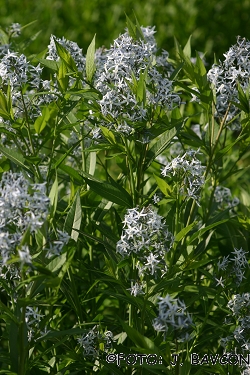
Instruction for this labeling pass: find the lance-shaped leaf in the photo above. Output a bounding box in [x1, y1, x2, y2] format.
[0, 146, 33, 174]
[64, 190, 82, 241]
[54, 38, 77, 72]
[145, 125, 181, 169]
[81, 172, 132, 207]
[86, 34, 96, 82]
[49, 174, 58, 218]
[34, 106, 50, 134]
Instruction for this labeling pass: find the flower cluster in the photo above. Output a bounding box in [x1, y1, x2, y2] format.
[214, 185, 240, 210]
[161, 149, 205, 204]
[153, 294, 193, 342]
[25, 306, 44, 342]
[7, 23, 22, 38]
[127, 280, 145, 297]
[207, 36, 250, 128]
[47, 35, 86, 71]
[0, 50, 42, 90]
[77, 325, 114, 357]
[0, 171, 50, 268]
[45, 229, 71, 258]
[116, 206, 174, 284]
[0, 49, 57, 133]
[215, 247, 249, 287]
[221, 293, 250, 354]
[92, 26, 180, 135]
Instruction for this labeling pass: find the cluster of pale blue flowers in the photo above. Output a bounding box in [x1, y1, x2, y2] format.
[0, 50, 42, 90]
[116, 206, 174, 286]
[153, 294, 193, 342]
[214, 185, 240, 210]
[207, 36, 250, 128]
[77, 325, 114, 357]
[47, 35, 86, 71]
[45, 229, 71, 258]
[7, 23, 21, 38]
[25, 306, 44, 342]
[92, 26, 180, 135]
[0, 171, 50, 271]
[216, 247, 249, 287]
[221, 293, 250, 355]
[161, 149, 205, 204]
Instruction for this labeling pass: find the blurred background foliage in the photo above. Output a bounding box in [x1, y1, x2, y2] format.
[1, 0, 250, 64]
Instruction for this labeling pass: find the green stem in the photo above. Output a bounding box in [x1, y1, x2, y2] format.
[81, 126, 86, 173]
[136, 142, 149, 206]
[19, 272, 27, 375]
[140, 275, 149, 335]
[128, 256, 136, 327]
[123, 137, 136, 206]
[205, 104, 231, 181]
[20, 90, 35, 155]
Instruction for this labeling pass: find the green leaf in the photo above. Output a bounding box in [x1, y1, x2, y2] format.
[35, 326, 92, 342]
[0, 27, 9, 45]
[126, 14, 137, 40]
[49, 174, 58, 218]
[64, 190, 82, 241]
[54, 39, 77, 71]
[119, 319, 162, 356]
[19, 227, 31, 247]
[183, 35, 192, 59]
[195, 52, 208, 89]
[233, 82, 250, 113]
[34, 106, 50, 133]
[86, 34, 96, 82]
[81, 173, 133, 207]
[154, 174, 172, 197]
[100, 125, 116, 144]
[58, 164, 83, 184]
[133, 12, 145, 40]
[57, 60, 69, 92]
[175, 222, 197, 243]
[145, 125, 181, 168]
[0, 301, 19, 324]
[181, 257, 212, 271]
[0, 90, 13, 120]
[187, 219, 228, 245]
[0, 146, 33, 173]
[36, 58, 59, 71]
[47, 253, 67, 273]
[214, 134, 246, 161]
[52, 139, 82, 169]
[88, 151, 96, 176]
[136, 68, 147, 104]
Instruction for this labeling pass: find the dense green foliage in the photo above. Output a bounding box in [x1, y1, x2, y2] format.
[1, 0, 250, 62]
[0, 13, 250, 375]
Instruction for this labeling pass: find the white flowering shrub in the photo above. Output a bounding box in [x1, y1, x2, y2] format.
[207, 37, 250, 129]
[0, 18, 250, 375]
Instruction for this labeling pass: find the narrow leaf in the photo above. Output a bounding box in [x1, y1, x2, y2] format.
[154, 174, 172, 197]
[86, 34, 96, 82]
[100, 125, 116, 144]
[49, 174, 58, 218]
[145, 125, 181, 168]
[0, 146, 33, 173]
[54, 39, 77, 71]
[36, 58, 59, 71]
[34, 106, 50, 133]
[125, 14, 137, 40]
[64, 190, 82, 241]
[175, 222, 197, 243]
[82, 177, 132, 207]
